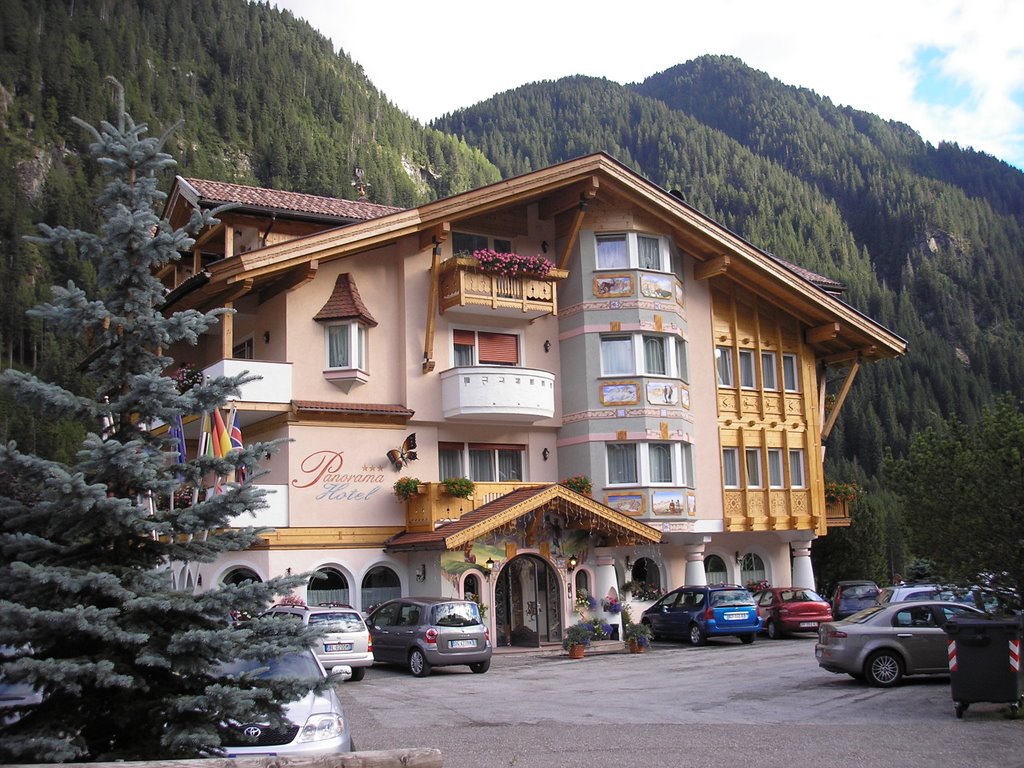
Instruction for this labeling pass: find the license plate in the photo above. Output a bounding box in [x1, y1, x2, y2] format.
[324, 643, 352, 652]
[450, 639, 476, 649]
[724, 612, 747, 620]
[799, 622, 819, 628]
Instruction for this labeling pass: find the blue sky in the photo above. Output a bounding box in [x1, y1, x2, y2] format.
[273, 1, 1024, 171]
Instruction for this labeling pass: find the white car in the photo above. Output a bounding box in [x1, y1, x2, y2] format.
[263, 603, 373, 681]
[218, 648, 354, 756]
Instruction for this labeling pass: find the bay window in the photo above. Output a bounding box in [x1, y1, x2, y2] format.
[607, 443, 638, 485]
[595, 232, 671, 272]
[783, 353, 800, 392]
[722, 448, 740, 488]
[601, 332, 686, 378]
[326, 322, 366, 370]
[715, 346, 734, 387]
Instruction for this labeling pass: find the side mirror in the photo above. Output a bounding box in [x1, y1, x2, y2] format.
[329, 665, 353, 682]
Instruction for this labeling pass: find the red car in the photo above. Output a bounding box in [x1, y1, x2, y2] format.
[754, 587, 833, 639]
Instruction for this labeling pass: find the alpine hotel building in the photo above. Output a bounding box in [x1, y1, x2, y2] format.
[161, 153, 906, 647]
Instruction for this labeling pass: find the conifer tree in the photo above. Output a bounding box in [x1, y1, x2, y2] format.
[0, 87, 319, 762]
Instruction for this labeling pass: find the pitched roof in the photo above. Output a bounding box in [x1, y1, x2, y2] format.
[313, 273, 378, 325]
[384, 484, 662, 552]
[178, 177, 403, 222]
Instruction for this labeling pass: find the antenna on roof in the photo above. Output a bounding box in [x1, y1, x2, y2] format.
[351, 167, 369, 200]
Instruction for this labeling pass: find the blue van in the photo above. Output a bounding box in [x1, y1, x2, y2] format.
[641, 585, 761, 645]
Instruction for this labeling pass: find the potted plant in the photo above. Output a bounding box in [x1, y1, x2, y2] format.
[824, 480, 860, 504]
[393, 476, 422, 501]
[471, 248, 554, 278]
[620, 604, 652, 653]
[562, 621, 594, 659]
[441, 476, 475, 498]
[560, 474, 592, 496]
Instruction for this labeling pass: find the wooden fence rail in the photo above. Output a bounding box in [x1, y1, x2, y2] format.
[8, 748, 443, 768]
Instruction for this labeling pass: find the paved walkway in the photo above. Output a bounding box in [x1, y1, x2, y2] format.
[491, 640, 628, 657]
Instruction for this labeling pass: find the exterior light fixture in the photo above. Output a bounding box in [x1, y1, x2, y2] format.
[415, 563, 426, 582]
[485, 558, 495, 577]
[542, 448, 550, 461]
[567, 555, 578, 572]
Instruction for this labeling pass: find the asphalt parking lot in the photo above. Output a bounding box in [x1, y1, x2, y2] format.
[342, 635, 1024, 768]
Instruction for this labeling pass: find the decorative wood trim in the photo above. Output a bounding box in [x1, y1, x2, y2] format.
[693, 254, 731, 280]
[821, 359, 860, 439]
[806, 322, 841, 344]
[423, 248, 440, 372]
[419, 222, 450, 251]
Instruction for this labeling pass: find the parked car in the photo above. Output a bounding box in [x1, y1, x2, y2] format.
[0, 645, 42, 726]
[641, 584, 761, 645]
[218, 648, 354, 756]
[815, 600, 986, 687]
[263, 602, 373, 681]
[829, 580, 879, 619]
[365, 597, 492, 677]
[875, 582, 942, 604]
[754, 587, 832, 638]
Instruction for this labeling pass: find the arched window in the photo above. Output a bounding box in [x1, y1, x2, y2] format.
[630, 557, 661, 590]
[463, 572, 482, 603]
[704, 555, 728, 585]
[574, 569, 591, 596]
[222, 567, 261, 586]
[740, 553, 766, 587]
[308, 567, 349, 607]
[361, 565, 400, 613]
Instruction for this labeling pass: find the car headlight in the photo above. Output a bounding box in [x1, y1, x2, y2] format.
[297, 713, 345, 743]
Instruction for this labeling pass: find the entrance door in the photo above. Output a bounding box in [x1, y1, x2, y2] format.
[493, 555, 564, 647]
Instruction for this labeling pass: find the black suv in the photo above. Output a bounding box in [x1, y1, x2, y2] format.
[640, 584, 761, 645]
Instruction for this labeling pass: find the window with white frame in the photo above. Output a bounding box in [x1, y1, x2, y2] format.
[761, 351, 778, 391]
[767, 448, 784, 488]
[595, 232, 671, 272]
[715, 346, 734, 387]
[607, 443, 638, 485]
[648, 443, 673, 484]
[326, 322, 366, 370]
[745, 448, 762, 488]
[789, 449, 806, 487]
[441, 443, 524, 482]
[601, 332, 686, 378]
[452, 329, 520, 366]
[782, 353, 800, 392]
[676, 338, 689, 383]
[739, 349, 757, 389]
[722, 448, 739, 488]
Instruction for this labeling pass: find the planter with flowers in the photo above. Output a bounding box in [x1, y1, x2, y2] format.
[441, 476, 475, 499]
[621, 605, 652, 654]
[824, 481, 860, 504]
[560, 474, 593, 497]
[393, 476, 423, 501]
[563, 622, 594, 659]
[471, 248, 554, 278]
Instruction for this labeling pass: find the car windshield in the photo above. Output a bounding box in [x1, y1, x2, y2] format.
[842, 585, 878, 600]
[432, 602, 481, 627]
[308, 612, 365, 632]
[846, 605, 886, 623]
[781, 589, 824, 602]
[710, 590, 754, 607]
[217, 652, 322, 683]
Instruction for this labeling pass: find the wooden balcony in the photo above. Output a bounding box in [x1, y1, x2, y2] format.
[825, 499, 851, 527]
[405, 481, 544, 533]
[438, 257, 568, 319]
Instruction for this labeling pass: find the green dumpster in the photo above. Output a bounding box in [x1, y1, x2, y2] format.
[943, 616, 1023, 718]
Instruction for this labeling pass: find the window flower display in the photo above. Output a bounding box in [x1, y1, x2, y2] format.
[472, 248, 554, 278]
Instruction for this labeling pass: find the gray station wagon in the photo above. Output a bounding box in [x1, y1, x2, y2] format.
[366, 597, 492, 677]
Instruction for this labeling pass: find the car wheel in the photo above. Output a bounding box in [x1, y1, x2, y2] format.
[739, 633, 756, 644]
[865, 650, 904, 687]
[469, 660, 490, 674]
[347, 667, 365, 682]
[689, 623, 707, 646]
[409, 648, 432, 677]
[767, 619, 782, 640]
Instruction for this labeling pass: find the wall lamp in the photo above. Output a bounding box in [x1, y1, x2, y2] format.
[542, 448, 550, 461]
[567, 555, 578, 573]
[541, 240, 549, 253]
[544, 340, 551, 353]
[484, 558, 495, 577]
[263, 331, 271, 343]
[415, 563, 426, 582]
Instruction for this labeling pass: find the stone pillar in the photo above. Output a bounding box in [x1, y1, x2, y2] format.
[684, 541, 709, 586]
[790, 540, 816, 590]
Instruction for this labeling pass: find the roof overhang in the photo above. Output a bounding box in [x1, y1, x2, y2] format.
[384, 484, 662, 552]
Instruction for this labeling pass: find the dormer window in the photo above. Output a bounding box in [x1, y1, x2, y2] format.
[314, 273, 376, 390]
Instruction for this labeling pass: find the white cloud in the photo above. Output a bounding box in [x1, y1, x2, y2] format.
[272, 0, 1024, 169]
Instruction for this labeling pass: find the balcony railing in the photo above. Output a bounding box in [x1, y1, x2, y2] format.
[405, 481, 545, 532]
[202, 359, 293, 403]
[825, 499, 851, 527]
[438, 257, 568, 318]
[440, 366, 555, 422]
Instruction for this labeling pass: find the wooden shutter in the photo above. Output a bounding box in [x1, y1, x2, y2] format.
[477, 332, 518, 365]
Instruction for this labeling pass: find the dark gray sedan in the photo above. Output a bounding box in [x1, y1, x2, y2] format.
[815, 600, 985, 687]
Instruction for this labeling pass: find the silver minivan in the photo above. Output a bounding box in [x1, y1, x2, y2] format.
[366, 597, 492, 677]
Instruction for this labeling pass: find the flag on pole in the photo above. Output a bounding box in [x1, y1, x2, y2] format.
[196, 410, 222, 499]
[213, 408, 234, 484]
[229, 407, 247, 483]
[169, 413, 188, 472]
